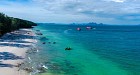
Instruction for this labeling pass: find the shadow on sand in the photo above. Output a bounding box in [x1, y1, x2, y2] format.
[0, 52, 23, 60]
[0, 43, 31, 48]
[0, 52, 23, 68]
[0, 29, 35, 48]
[0, 61, 14, 68]
[0, 29, 34, 68]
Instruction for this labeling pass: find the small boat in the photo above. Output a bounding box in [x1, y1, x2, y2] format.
[65, 47, 72, 50]
[86, 26, 92, 29]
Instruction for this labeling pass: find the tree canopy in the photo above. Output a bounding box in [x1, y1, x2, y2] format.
[0, 13, 37, 35]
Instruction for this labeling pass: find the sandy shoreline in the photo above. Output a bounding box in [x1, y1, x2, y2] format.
[0, 28, 37, 75]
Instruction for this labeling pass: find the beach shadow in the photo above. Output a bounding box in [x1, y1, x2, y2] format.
[13, 40, 33, 43]
[0, 43, 30, 48]
[0, 52, 23, 60]
[0, 62, 14, 68]
[0, 30, 35, 48]
[0, 29, 34, 40]
[0, 29, 33, 68]
[0, 33, 34, 40]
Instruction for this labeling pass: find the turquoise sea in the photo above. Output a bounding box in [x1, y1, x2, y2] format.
[29, 24, 140, 75]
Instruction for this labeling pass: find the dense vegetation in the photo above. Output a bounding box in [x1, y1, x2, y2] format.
[0, 13, 37, 35]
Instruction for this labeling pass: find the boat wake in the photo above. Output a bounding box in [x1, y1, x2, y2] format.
[64, 29, 72, 34]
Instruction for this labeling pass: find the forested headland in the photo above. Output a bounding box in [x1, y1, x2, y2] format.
[0, 13, 37, 35]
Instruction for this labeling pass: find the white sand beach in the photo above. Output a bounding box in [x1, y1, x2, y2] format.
[0, 29, 36, 75]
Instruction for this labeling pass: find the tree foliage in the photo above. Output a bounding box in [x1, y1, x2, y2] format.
[0, 13, 37, 35]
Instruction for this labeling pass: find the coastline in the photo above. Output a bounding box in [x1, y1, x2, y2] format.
[0, 28, 37, 75]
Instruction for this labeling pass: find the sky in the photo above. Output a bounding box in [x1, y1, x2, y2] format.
[0, 0, 140, 25]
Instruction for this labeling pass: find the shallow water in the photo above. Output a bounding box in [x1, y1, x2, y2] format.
[30, 24, 140, 75]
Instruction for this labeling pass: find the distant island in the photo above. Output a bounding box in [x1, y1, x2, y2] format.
[69, 22, 106, 26]
[38, 22, 140, 26]
[37, 22, 107, 26]
[0, 13, 37, 36]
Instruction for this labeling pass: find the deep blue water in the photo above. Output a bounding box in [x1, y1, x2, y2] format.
[32, 24, 140, 75]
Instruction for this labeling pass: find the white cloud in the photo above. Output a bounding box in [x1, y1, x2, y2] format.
[32, 0, 140, 15]
[0, 0, 140, 24]
[104, 0, 126, 3]
[29, 0, 140, 24]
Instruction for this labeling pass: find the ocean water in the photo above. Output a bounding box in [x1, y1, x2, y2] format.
[30, 24, 140, 75]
